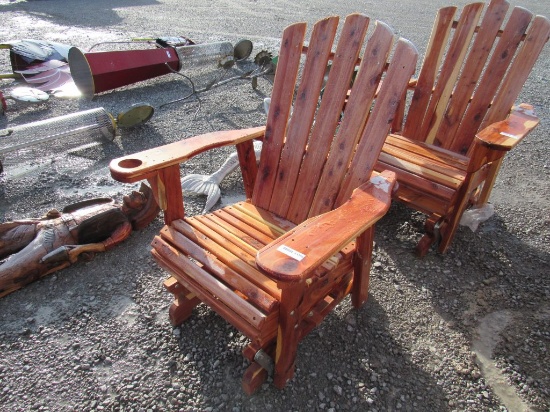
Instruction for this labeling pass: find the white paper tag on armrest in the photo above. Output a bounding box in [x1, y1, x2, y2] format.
[277, 245, 305, 261]
[370, 175, 391, 192]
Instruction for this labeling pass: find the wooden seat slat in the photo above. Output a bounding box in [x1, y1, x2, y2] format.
[385, 134, 469, 169]
[155, 244, 279, 347]
[377, 152, 463, 190]
[208, 210, 276, 244]
[152, 236, 268, 331]
[154, 252, 263, 342]
[184, 217, 257, 264]
[173, 219, 281, 300]
[232, 202, 296, 234]
[217, 206, 284, 240]
[220, 204, 344, 274]
[158, 225, 278, 313]
[375, 161, 455, 208]
[381, 142, 466, 182]
[392, 183, 450, 216]
[197, 214, 267, 254]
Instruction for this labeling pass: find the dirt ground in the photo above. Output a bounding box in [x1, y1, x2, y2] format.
[0, 0, 549, 411]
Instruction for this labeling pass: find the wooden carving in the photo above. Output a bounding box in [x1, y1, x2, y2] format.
[0, 183, 159, 298]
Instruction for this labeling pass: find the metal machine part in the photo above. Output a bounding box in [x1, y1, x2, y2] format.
[0, 107, 116, 174]
[233, 39, 253, 61]
[69, 41, 237, 98]
[0, 87, 49, 114]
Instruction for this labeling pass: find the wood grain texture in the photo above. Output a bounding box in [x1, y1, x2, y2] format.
[110, 126, 265, 183]
[159, 224, 278, 313]
[474, 104, 540, 152]
[421, 2, 484, 145]
[256, 171, 396, 282]
[448, 6, 533, 153]
[268, 16, 340, 217]
[158, 165, 185, 224]
[108, 8, 475, 392]
[482, 14, 550, 128]
[434, 0, 509, 148]
[378, 0, 548, 254]
[286, 14, 371, 223]
[236, 140, 259, 199]
[335, 39, 418, 206]
[252, 22, 307, 209]
[402, 6, 457, 141]
[309, 21, 395, 217]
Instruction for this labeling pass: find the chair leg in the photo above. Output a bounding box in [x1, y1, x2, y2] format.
[438, 223, 456, 254]
[415, 215, 440, 257]
[438, 215, 465, 254]
[438, 186, 476, 254]
[352, 227, 374, 309]
[241, 342, 275, 394]
[242, 362, 268, 394]
[273, 284, 305, 389]
[163, 277, 200, 326]
[476, 158, 504, 206]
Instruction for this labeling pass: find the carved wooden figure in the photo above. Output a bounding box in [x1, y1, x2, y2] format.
[0, 183, 159, 298]
[110, 14, 418, 392]
[374, 0, 549, 255]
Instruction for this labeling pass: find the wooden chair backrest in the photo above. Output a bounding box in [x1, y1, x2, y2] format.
[251, 14, 417, 224]
[401, 0, 550, 155]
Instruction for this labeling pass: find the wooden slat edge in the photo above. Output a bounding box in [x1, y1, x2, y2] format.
[158, 226, 278, 313]
[152, 237, 267, 331]
[110, 126, 265, 183]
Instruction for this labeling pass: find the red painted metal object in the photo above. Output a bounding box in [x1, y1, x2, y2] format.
[68, 42, 235, 98]
[68, 47, 180, 98]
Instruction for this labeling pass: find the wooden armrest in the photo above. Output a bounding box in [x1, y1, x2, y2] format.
[256, 170, 397, 283]
[475, 104, 539, 151]
[109, 126, 265, 183]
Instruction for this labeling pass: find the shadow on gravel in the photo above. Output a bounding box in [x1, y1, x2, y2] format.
[170, 295, 449, 411]
[1, 0, 160, 27]
[376, 202, 550, 409]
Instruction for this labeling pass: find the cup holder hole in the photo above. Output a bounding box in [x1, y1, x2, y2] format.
[118, 158, 142, 169]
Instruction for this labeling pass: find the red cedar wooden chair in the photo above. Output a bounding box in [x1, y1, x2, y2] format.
[374, 0, 549, 255]
[110, 15, 417, 392]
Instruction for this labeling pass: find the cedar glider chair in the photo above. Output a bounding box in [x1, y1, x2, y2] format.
[374, 0, 550, 255]
[110, 15, 417, 392]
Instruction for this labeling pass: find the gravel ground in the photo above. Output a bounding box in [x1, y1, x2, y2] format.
[0, 1, 548, 411]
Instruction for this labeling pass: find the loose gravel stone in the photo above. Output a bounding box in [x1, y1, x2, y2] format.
[0, 1, 548, 412]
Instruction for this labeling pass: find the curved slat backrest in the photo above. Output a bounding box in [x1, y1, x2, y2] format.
[401, 0, 550, 155]
[252, 14, 418, 224]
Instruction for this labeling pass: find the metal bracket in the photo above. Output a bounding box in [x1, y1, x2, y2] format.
[253, 349, 274, 375]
